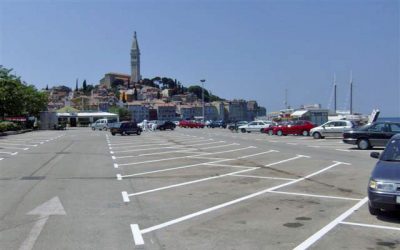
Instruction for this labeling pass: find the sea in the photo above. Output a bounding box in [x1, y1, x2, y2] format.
[377, 117, 400, 122]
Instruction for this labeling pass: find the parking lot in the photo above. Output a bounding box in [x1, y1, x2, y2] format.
[1, 127, 400, 249]
[109, 128, 400, 249]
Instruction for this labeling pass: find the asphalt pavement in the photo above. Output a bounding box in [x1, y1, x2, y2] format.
[1, 127, 399, 250]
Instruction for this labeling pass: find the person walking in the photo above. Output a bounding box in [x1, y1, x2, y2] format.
[143, 119, 148, 132]
[151, 122, 157, 132]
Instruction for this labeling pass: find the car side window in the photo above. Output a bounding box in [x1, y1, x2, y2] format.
[390, 124, 400, 133]
[369, 123, 385, 132]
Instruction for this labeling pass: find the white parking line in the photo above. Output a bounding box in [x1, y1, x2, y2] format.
[113, 149, 198, 159]
[111, 145, 185, 153]
[118, 158, 233, 178]
[335, 149, 352, 152]
[0, 151, 18, 155]
[231, 174, 296, 181]
[265, 155, 310, 167]
[116, 146, 256, 167]
[0, 146, 28, 150]
[0, 142, 37, 147]
[134, 161, 348, 245]
[109, 142, 175, 148]
[196, 143, 239, 150]
[340, 221, 400, 231]
[269, 190, 363, 201]
[125, 167, 258, 197]
[189, 141, 225, 147]
[0, 158, 3, 160]
[293, 197, 368, 250]
[131, 224, 144, 245]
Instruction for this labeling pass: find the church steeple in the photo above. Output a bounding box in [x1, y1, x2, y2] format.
[130, 31, 141, 83]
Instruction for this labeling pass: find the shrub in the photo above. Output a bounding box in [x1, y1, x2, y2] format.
[0, 121, 20, 132]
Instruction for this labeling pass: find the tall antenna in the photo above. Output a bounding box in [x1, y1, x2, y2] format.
[350, 70, 353, 115]
[284, 89, 288, 109]
[334, 73, 337, 113]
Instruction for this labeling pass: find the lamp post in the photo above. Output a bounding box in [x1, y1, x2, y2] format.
[200, 79, 206, 123]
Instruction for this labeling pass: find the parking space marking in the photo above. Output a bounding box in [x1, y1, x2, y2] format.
[0, 158, 3, 160]
[237, 150, 278, 159]
[335, 149, 352, 152]
[265, 155, 310, 167]
[118, 158, 233, 178]
[116, 146, 256, 167]
[204, 163, 256, 169]
[269, 191, 363, 201]
[133, 161, 348, 245]
[340, 221, 400, 231]
[113, 148, 198, 159]
[110, 145, 185, 153]
[0, 146, 29, 150]
[0, 151, 18, 155]
[131, 224, 145, 245]
[231, 174, 296, 181]
[293, 197, 368, 250]
[109, 142, 175, 148]
[124, 167, 258, 197]
[0, 142, 37, 147]
[195, 143, 239, 150]
[189, 141, 225, 147]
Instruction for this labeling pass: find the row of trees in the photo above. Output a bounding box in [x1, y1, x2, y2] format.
[0, 66, 48, 119]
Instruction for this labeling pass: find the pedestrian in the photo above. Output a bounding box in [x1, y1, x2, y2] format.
[143, 119, 147, 132]
[151, 122, 157, 132]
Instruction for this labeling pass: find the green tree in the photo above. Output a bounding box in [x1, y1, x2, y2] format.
[109, 106, 131, 121]
[0, 66, 48, 119]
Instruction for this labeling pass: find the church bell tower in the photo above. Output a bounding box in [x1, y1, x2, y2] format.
[130, 31, 141, 83]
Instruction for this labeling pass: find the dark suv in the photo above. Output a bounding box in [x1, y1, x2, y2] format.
[158, 121, 176, 130]
[110, 121, 142, 136]
[208, 120, 227, 128]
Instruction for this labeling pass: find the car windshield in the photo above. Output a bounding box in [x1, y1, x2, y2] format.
[380, 139, 400, 161]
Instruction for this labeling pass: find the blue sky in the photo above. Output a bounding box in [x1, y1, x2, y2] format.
[1, 0, 399, 116]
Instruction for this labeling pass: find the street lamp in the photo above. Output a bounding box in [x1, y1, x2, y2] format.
[200, 79, 206, 123]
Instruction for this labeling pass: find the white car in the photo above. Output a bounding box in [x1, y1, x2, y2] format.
[91, 119, 109, 131]
[239, 121, 273, 133]
[310, 120, 355, 139]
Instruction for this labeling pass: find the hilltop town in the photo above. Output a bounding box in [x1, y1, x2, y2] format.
[45, 32, 267, 124]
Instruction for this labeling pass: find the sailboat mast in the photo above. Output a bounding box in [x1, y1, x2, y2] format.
[350, 71, 353, 115]
[334, 73, 337, 114]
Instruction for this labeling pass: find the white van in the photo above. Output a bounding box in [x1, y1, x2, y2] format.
[91, 119, 109, 131]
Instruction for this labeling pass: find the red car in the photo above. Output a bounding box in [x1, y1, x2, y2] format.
[263, 121, 290, 135]
[272, 120, 315, 136]
[178, 120, 205, 128]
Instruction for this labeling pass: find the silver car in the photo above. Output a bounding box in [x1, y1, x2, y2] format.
[239, 120, 273, 133]
[310, 120, 354, 139]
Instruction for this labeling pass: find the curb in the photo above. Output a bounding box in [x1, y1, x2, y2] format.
[0, 129, 33, 136]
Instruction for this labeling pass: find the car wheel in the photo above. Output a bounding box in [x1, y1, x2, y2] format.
[260, 129, 264, 133]
[111, 133, 115, 136]
[302, 130, 309, 136]
[277, 130, 283, 136]
[313, 132, 321, 139]
[357, 139, 370, 150]
[136, 130, 141, 135]
[92, 127, 95, 131]
[241, 128, 246, 133]
[368, 203, 380, 215]
[268, 130, 273, 136]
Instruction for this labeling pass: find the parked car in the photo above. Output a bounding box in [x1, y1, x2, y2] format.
[227, 121, 248, 131]
[343, 121, 400, 150]
[179, 120, 205, 128]
[207, 120, 227, 128]
[368, 134, 400, 215]
[310, 120, 355, 139]
[110, 121, 142, 136]
[91, 118, 109, 131]
[158, 121, 176, 130]
[263, 121, 289, 135]
[272, 120, 315, 136]
[239, 120, 273, 133]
